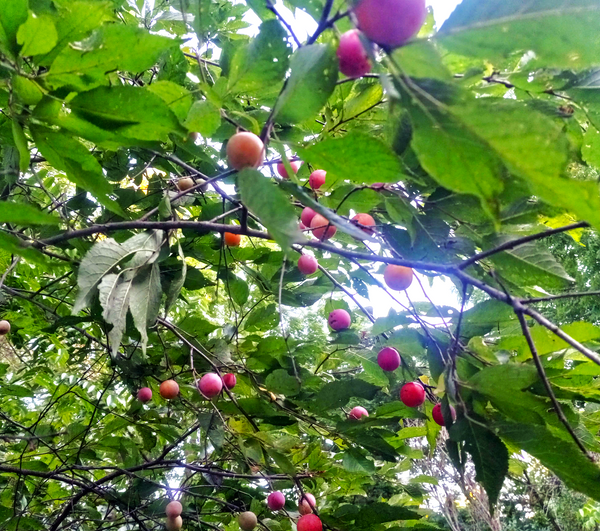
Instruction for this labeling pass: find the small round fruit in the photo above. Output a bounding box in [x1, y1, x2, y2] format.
[222, 373, 237, 390]
[267, 491, 286, 511]
[297, 514, 323, 531]
[354, 0, 427, 49]
[328, 309, 351, 331]
[298, 255, 318, 275]
[432, 403, 456, 427]
[301, 207, 317, 227]
[238, 511, 258, 530]
[199, 373, 223, 399]
[224, 232, 242, 247]
[227, 132, 265, 170]
[137, 387, 152, 403]
[0, 320, 10, 335]
[337, 29, 372, 78]
[177, 177, 195, 191]
[277, 160, 302, 178]
[349, 406, 369, 420]
[310, 214, 337, 241]
[352, 213, 376, 232]
[377, 347, 401, 372]
[298, 493, 316, 515]
[166, 501, 183, 518]
[400, 382, 426, 408]
[165, 516, 183, 531]
[309, 170, 327, 190]
[383, 264, 414, 291]
[160, 380, 179, 400]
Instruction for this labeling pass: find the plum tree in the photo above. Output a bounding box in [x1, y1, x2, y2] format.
[165, 516, 183, 531]
[354, 0, 427, 49]
[159, 380, 179, 400]
[328, 309, 351, 330]
[348, 406, 369, 420]
[166, 501, 183, 518]
[298, 493, 316, 515]
[224, 232, 242, 247]
[432, 403, 456, 426]
[277, 160, 301, 178]
[238, 511, 258, 530]
[0, 320, 10, 335]
[301, 207, 317, 227]
[267, 491, 285, 511]
[137, 387, 152, 403]
[222, 373, 236, 390]
[199, 373, 223, 398]
[337, 29, 371, 78]
[297, 514, 323, 531]
[400, 382, 426, 407]
[226, 132, 265, 170]
[309, 170, 327, 190]
[377, 347, 401, 371]
[298, 254, 318, 275]
[310, 214, 337, 240]
[352, 213, 376, 232]
[383, 265, 414, 291]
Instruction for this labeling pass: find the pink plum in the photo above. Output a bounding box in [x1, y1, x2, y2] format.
[137, 387, 152, 403]
[298, 255, 319, 275]
[328, 309, 351, 331]
[337, 29, 372, 78]
[354, 0, 427, 49]
[377, 347, 401, 372]
[267, 491, 286, 511]
[199, 373, 223, 399]
[309, 170, 327, 190]
[298, 493, 317, 515]
[349, 406, 369, 420]
[222, 373, 236, 390]
[400, 382, 426, 407]
[301, 207, 317, 227]
[277, 161, 302, 178]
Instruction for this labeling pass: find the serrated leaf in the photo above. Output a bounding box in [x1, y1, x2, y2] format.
[98, 272, 133, 357]
[228, 19, 291, 95]
[297, 132, 403, 186]
[312, 379, 380, 412]
[274, 43, 338, 124]
[145, 81, 193, 123]
[342, 448, 375, 474]
[129, 263, 162, 355]
[0, 0, 28, 57]
[449, 416, 508, 507]
[17, 12, 57, 56]
[486, 238, 574, 290]
[265, 369, 301, 397]
[68, 86, 186, 142]
[184, 100, 221, 137]
[48, 25, 173, 89]
[238, 169, 301, 251]
[354, 503, 422, 528]
[0, 201, 60, 225]
[30, 126, 126, 217]
[439, 0, 600, 69]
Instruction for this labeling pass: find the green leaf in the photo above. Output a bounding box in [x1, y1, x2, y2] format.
[354, 503, 422, 528]
[227, 274, 249, 306]
[184, 100, 221, 137]
[11, 120, 29, 173]
[496, 421, 600, 501]
[312, 379, 380, 412]
[342, 448, 375, 474]
[30, 126, 126, 217]
[68, 86, 187, 142]
[450, 416, 508, 507]
[0, 201, 60, 225]
[267, 448, 296, 475]
[439, 0, 600, 69]
[129, 263, 162, 355]
[238, 169, 301, 251]
[98, 271, 133, 357]
[228, 20, 291, 95]
[265, 369, 301, 397]
[297, 132, 403, 186]
[392, 41, 450, 80]
[165, 243, 186, 314]
[16, 12, 57, 56]
[0, 0, 28, 57]
[486, 238, 574, 291]
[0, 232, 49, 265]
[145, 81, 193, 123]
[274, 43, 338, 124]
